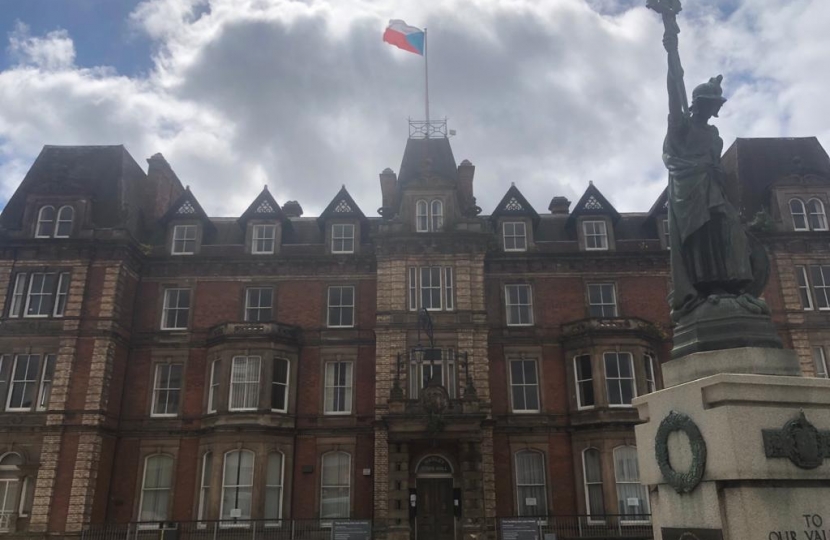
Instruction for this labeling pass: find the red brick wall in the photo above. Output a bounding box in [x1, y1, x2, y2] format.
[49, 432, 79, 532]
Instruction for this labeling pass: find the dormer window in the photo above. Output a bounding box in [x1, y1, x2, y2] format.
[416, 199, 443, 232]
[331, 224, 355, 254]
[252, 224, 276, 255]
[171, 225, 197, 255]
[35, 205, 74, 238]
[790, 198, 828, 231]
[503, 222, 527, 252]
[583, 221, 608, 250]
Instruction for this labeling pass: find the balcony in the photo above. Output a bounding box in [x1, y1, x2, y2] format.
[208, 322, 299, 345]
[561, 317, 667, 343]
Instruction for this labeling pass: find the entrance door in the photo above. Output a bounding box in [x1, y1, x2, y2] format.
[417, 478, 454, 540]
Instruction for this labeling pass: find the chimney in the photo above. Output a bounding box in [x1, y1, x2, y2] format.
[379, 168, 398, 217]
[146, 153, 185, 221]
[549, 196, 571, 215]
[457, 159, 475, 209]
[282, 200, 303, 217]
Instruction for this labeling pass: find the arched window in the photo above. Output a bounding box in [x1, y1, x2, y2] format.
[790, 198, 808, 231]
[430, 200, 443, 231]
[0, 453, 23, 531]
[807, 199, 828, 231]
[416, 200, 429, 232]
[264, 452, 284, 522]
[582, 448, 604, 520]
[197, 452, 212, 522]
[320, 451, 350, 519]
[35, 206, 55, 238]
[221, 450, 254, 521]
[514, 450, 547, 517]
[55, 206, 74, 238]
[138, 454, 174, 524]
[613, 446, 649, 521]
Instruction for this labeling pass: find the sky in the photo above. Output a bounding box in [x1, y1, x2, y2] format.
[0, 0, 828, 218]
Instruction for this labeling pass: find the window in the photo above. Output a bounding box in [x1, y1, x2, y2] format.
[320, 452, 351, 519]
[503, 222, 527, 251]
[172, 224, 197, 255]
[582, 448, 605, 520]
[271, 358, 289, 412]
[809, 266, 830, 310]
[245, 287, 273, 322]
[221, 450, 254, 521]
[327, 286, 354, 327]
[583, 220, 608, 250]
[151, 364, 183, 417]
[35, 206, 55, 238]
[138, 455, 174, 523]
[613, 446, 649, 521]
[252, 224, 276, 254]
[207, 360, 220, 413]
[813, 347, 829, 379]
[324, 361, 353, 414]
[790, 199, 808, 231]
[644, 353, 657, 394]
[807, 199, 828, 231]
[605, 352, 635, 407]
[408, 267, 453, 311]
[9, 272, 70, 318]
[197, 452, 212, 522]
[229, 356, 260, 411]
[6, 355, 40, 411]
[161, 289, 190, 330]
[588, 283, 617, 317]
[510, 358, 539, 413]
[409, 348, 456, 399]
[515, 450, 547, 517]
[265, 453, 284, 521]
[796, 266, 814, 310]
[415, 199, 443, 232]
[37, 355, 56, 411]
[574, 355, 595, 409]
[55, 206, 74, 238]
[505, 284, 533, 326]
[0, 453, 23, 532]
[331, 224, 355, 254]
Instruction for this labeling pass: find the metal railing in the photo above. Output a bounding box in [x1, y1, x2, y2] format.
[82, 520, 375, 540]
[489, 515, 653, 539]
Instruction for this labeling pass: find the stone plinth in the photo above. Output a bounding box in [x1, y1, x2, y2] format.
[633, 350, 830, 540]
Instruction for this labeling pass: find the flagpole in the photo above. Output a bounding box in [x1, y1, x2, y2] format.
[424, 27, 430, 126]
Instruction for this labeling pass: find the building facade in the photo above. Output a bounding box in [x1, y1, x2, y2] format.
[0, 131, 828, 539]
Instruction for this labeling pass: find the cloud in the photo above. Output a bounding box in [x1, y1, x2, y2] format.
[0, 0, 828, 218]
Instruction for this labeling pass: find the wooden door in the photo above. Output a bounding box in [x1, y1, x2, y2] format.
[417, 479, 454, 540]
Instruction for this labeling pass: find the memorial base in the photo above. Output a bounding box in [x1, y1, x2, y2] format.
[633, 351, 830, 540]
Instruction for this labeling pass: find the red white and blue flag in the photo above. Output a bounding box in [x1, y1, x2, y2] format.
[383, 20, 425, 56]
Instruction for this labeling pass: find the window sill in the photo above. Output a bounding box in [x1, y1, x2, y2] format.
[170, 252, 196, 256]
[511, 409, 540, 414]
[323, 411, 352, 416]
[608, 404, 635, 409]
[327, 325, 355, 329]
[576, 405, 596, 411]
[150, 414, 178, 418]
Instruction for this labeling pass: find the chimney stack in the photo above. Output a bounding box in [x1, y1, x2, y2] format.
[146, 153, 185, 221]
[379, 168, 398, 217]
[282, 200, 303, 217]
[549, 196, 571, 215]
[457, 159, 475, 210]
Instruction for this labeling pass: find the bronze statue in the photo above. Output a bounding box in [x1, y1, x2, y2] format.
[649, 0, 769, 323]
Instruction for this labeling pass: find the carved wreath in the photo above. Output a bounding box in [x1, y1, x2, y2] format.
[655, 411, 707, 494]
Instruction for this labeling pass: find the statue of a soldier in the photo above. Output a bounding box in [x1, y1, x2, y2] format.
[649, 0, 780, 355]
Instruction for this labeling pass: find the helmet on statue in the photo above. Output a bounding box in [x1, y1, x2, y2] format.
[691, 75, 727, 117]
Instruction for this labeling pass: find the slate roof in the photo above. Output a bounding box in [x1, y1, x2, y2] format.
[398, 137, 459, 186]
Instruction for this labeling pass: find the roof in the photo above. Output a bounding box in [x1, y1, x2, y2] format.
[238, 186, 284, 225]
[566, 182, 621, 227]
[490, 184, 540, 226]
[318, 185, 366, 223]
[398, 137, 459, 186]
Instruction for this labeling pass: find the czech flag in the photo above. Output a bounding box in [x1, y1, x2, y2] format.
[383, 20, 425, 56]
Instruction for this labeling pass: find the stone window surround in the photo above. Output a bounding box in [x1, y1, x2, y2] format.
[167, 220, 203, 256]
[133, 443, 180, 524]
[246, 220, 281, 256]
[780, 191, 830, 232]
[313, 439, 356, 519]
[6, 268, 71, 319]
[414, 197, 445, 233]
[566, 343, 658, 411]
[576, 216, 615, 252]
[504, 346, 543, 414]
[202, 345, 298, 416]
[0, 351, 58, 413]
[0, 450, 36, 531]
[507, 439, 550, 517]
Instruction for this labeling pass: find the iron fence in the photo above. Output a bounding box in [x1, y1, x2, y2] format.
[488, 515, 653, 540]
[82, 520, 377, 540]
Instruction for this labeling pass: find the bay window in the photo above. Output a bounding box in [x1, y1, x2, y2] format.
[221, 450, 254, 521]
[229, 356, 260, 411]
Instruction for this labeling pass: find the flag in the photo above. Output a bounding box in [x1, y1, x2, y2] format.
[383, 20, 425, 56]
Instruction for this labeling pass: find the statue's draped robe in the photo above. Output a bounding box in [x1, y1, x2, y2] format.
[664, 113, 753, 316]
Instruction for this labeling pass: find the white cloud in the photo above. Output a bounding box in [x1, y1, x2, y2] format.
[0, 0, 828, 218]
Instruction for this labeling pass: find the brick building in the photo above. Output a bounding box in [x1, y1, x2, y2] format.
[0, 128, 828, 540]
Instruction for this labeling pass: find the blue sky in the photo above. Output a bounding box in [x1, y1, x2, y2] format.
[0, 0, 828, 217]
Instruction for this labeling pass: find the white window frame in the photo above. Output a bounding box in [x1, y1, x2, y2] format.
[52, 272, 70, 317]
[662, 218, 670, 250]
[331, 224, 355, 254]
[138, 454, 174, 524]
[23, 273, 57, 318]
[790, 198, 808, 231]
[252, 224, 276, 255]
[207, 360, 220, 414]
[505, 284, 534, 326]
[503, 221, 527, 252]
[582, 448, 605, 523]
[327, 286, 355, 328]
[420, 267, 442, 311]
[271, 358, 289, 413]
[171, 224, 198, 255]
[574, 354, 595, 410]
[514, 450, 547, 517]
[220, 450, 255, 523]
[229, 356, 260, 412]
[583, 220, 609, 251]
[416, 200, 429, 232]
[8, 274, 27, 318]
[36, 354, 56, 411]
[509, 358, 540, 413]
[408, 267, 453, 312]
[644, 353, 657, 394]
[613, 446, 650, 523]
[796, 266, 814, 311]
[409, 348, 456, 399]
[810, 266, 830, 311]
[807, 198, 828, 231]
[324, 360, 353, 415]
[197, 452, 212, 522]
[430, 200, 444, 231]
[605, 352, 636, 408]
[54, 205, 74, 238]
[35, 205, 55, 238]
[161, 288, 190, 330]
[813, 347, 829, 379]
[5, 355, 40, 412]
[264, 452, 285, 522]
[320, 451, 351, 519]
[151, 363, 183, 418]
[588, 283, 617, 318]
[245, 287, 273, 322]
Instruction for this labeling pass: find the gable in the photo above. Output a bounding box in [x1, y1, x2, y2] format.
[238, 187, 284, 225]
[160, 187, 212, 227]
[319, 186, 366, 223]
[491, 184, 540, 225]
[567, 182, 620, 226]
